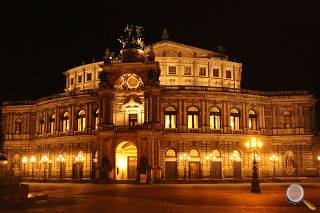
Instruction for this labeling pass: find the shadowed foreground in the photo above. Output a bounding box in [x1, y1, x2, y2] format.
[1, 182, 320, 213]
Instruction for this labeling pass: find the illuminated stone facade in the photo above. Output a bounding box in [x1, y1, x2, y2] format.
[1, 37, 319, 182]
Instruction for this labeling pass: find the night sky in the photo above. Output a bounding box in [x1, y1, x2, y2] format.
[1, 1, 320, 103]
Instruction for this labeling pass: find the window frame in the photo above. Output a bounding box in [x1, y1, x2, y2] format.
[168, 66, 177, 75]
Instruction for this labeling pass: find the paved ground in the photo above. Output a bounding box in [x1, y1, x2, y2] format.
[1, 182, 320, 213]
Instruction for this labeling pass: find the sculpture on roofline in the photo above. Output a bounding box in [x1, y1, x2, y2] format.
[118, 25, 146, 63]
[118, 24, 144, 50]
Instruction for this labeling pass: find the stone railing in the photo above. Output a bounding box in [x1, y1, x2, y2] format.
[103, 124, 152, 131]
[3, 90, 98, 106]
[161, 86, 309, 97]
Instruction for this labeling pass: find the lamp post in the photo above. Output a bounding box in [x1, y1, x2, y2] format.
[180, 153, 190, 180]
[245, 137, 263, 193]
[22, 156, 28, 177]
[56, 154, 65, 181]
[30, 156, 36, 180]
[269, 154, 278, 178]
[41, 155, 49, 180]
[75, 154, 84, 181]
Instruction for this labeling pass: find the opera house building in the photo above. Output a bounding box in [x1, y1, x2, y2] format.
[1, 27, 318, 182]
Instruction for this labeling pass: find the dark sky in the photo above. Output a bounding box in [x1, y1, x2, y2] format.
[1, 1, 320, 103]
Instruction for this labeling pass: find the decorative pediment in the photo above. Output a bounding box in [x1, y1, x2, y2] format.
[144, 40, 225, 58]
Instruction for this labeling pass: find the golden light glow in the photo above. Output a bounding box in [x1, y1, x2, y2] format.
[318, 156, 320, 161]
[230, 119, 234, 129]
[165, 115, 171, 128]
[75, 154, 84, 162]
[22, 156, 28, 164]
[41, 155, 49, 162]
[246, 137, 263, 150]
[180, 153, 190, 161]
[270, 154, 278, 161]
[56, 154, 65, 162]
[30, 156, 36, 163]
[230, 155, 241, 161]
[118, 157, 126, 169]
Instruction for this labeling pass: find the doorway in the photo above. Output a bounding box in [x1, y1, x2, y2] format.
[116, 141, 137, 180]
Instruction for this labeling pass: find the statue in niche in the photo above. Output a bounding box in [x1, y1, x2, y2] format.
[285, 151, 294, 168]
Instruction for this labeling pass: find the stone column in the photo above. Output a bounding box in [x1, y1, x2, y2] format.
[178, 99, 183, 131]
[144, 93, 149, 123]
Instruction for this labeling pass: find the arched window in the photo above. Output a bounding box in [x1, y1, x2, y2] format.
[230, 109, 240, 130]
[209, 107, 221, 129]
[248, 110, 257, 130]
[164, 106, 177, 129]
[187, 107, 199, 129]
[39, 118, 45, 134]
[190, 149, 200, 157]
[165, 149, 176, 157]
[95, 109, 99, 129]
[77, 110, 86, 131]
[212, 149, 221, 160]
[284, 111, 291, 129]
[49, 114, 55, 133]
[62, 112, 70, 132]
[15, 119, 22, 134]
[231, 150, 241, 161]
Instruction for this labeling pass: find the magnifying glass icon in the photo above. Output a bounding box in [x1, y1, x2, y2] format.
[286, 184, 316, 211]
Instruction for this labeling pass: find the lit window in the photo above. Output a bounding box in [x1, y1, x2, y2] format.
[95, 109, 99, 129]
[164, 106, 177, 129]
[184, 66, 192, 75]
[209, 107, 221, 129]
[213, 69, 219, 77]
[49, 114, 55, 133]
[86, 73, 92, 81]
[62, 112, 70, 132]
[248, 110, 257, 130]
[187, 107, 199, 129]
[168, 66, 176, 75]
[226, 70, 232, 79]
[230, 109, 240, 130]
[78, 75, 82, 83]
[166, 149, 176, 157]
[199, 67, 206, 76]
[77, 110, 86, 131]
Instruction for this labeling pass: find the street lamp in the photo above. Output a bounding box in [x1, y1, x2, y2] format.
[22, 156, 28, 177]
[75, 154, 85, 180]
[30, 156, 36, 180]
[180, 153, 190, 180]
[245, 137, 263, 193]
[56, 154, 65, 181]
[41, 155, 49, 180]
[269, 154, 278, 178]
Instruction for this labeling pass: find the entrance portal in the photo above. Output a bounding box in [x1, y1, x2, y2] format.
[116, 141, 137, 180]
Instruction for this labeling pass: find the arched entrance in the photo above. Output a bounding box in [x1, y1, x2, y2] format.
[189, 149, 201, 179]
[231, 150, 242, 179]
[211, 149, 222, 179]
[116, 141, 137, 180]
[165, 149, 177, 180]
